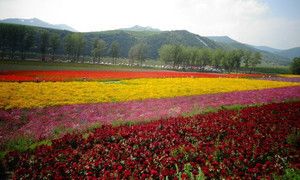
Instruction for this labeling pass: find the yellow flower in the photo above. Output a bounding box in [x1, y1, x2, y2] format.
[0, 78, 298, 109]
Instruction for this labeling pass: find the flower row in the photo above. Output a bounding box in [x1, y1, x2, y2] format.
[0, 70, 265, 82]
[3, 101, 300, 179]
[1, 86, 299, 145]
[0, 78, 298, 109]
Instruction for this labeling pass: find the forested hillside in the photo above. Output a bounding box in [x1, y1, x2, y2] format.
[0, 23, 291, 66]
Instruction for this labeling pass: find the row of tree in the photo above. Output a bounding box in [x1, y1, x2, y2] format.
[159, 45, 261, 72]
[0, 24, 262, 72]
[40, 32, 121, 63]
[0, 24, 121, 62]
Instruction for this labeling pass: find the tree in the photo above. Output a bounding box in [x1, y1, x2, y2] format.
[22, 28, 35, 60]
[64, 33, 85, 62]
[6, 25, 22, 60]
[159, 44, 174, 65]
[233, 49, 244, 73]
[290, 57, 300, 74]
[198, 49, 211, 67]
[18, 26, 34, 60]
[242, 51, 252, 70]
[181, 46, 192, 68]
[49, 33, 60, 61]
[211, 49, 224, 68]
[128, 43, 148, 66]
[159, 44, 183, 68]
[0, 24, 8, 60]
[91, 39, 106, 63]
[111, 41, 119, 64]
[249, 52, 262, 73]
[40, 30, 49, 61]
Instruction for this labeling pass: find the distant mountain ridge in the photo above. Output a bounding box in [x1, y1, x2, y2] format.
[276, 47, 300, 59]
[251, 45, 300, 59]
[119, 25, 160, 32]
[206, 36, 239, 44]
[0, 18, 77, 32]
[252, 45, 280, 53]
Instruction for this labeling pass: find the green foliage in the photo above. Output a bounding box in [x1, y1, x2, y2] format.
[159, 44, 258, 72]
[53, 125, 73, 136]
[159, 44, 184, 68]
[273, 168, 300, 180]
[0, 138, 52, 159]
[286, 130, 300, 147]
[290, 57, 300, 74]
[91, 39, 107, 63]
[112, 120, 136, 127]
[221, 104, 244, 111]
[128, 42, 148, 65]
[86, 122, 102, 131]
[40, 30, 49, 61]
[282, 168, 300, 179]
[182, 106, 219, 117]
[5, 136, 34, 152]
[0, 23, 284, 67]
[111, 41, 120, 64]
[28, 140, 52, 150]
[249, 52, 262, 72]
[175, 163, 206, 180]
[64, 33, 85, 62]
[49, 32, 60, 60]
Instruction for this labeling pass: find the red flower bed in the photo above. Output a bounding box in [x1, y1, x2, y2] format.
[3, 102, 299, 179]
[0, 70, 265, 81]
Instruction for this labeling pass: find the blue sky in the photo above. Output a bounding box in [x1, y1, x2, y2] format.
[265, 0, 300, 20]
[0, 0, 299, 49]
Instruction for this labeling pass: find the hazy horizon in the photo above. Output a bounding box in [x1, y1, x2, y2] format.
[0, 0, 299, 49]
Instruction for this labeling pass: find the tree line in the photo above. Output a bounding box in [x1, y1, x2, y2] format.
[0, 23, 262, 72]
[0, 23, 121, 63]
[159, 44, 261, 73]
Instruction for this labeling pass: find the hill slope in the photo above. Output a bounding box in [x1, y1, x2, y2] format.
[85, 29, 221, 58]
[0, 22, 293, 65]
[252, 45, 281, 53]
[0, 18, 77, 32]
[276, 47, 300, 59]
[207, 36, 291, 65]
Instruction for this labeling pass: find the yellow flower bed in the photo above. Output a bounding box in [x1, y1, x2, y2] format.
[0, 78, 298, 109]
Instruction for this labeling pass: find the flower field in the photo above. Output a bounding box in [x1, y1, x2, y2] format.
[0, 70, 299, 179]
[3, 102, 300, 179]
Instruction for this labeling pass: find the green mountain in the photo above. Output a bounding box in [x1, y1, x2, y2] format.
[88, 29, 221, 58]
[206, 36, 239, 44]
[251, 45, 280, 53]
[0, 22, 293, 65]
[207, 36, 291, 66]
[276, 47, 300, 59]
[0, 23, 221, 58]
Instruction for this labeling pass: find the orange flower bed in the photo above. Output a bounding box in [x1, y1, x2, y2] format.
[0, 70, 264, 81]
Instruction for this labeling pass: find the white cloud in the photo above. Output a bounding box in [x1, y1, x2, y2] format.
[0, 0, 299, 49]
